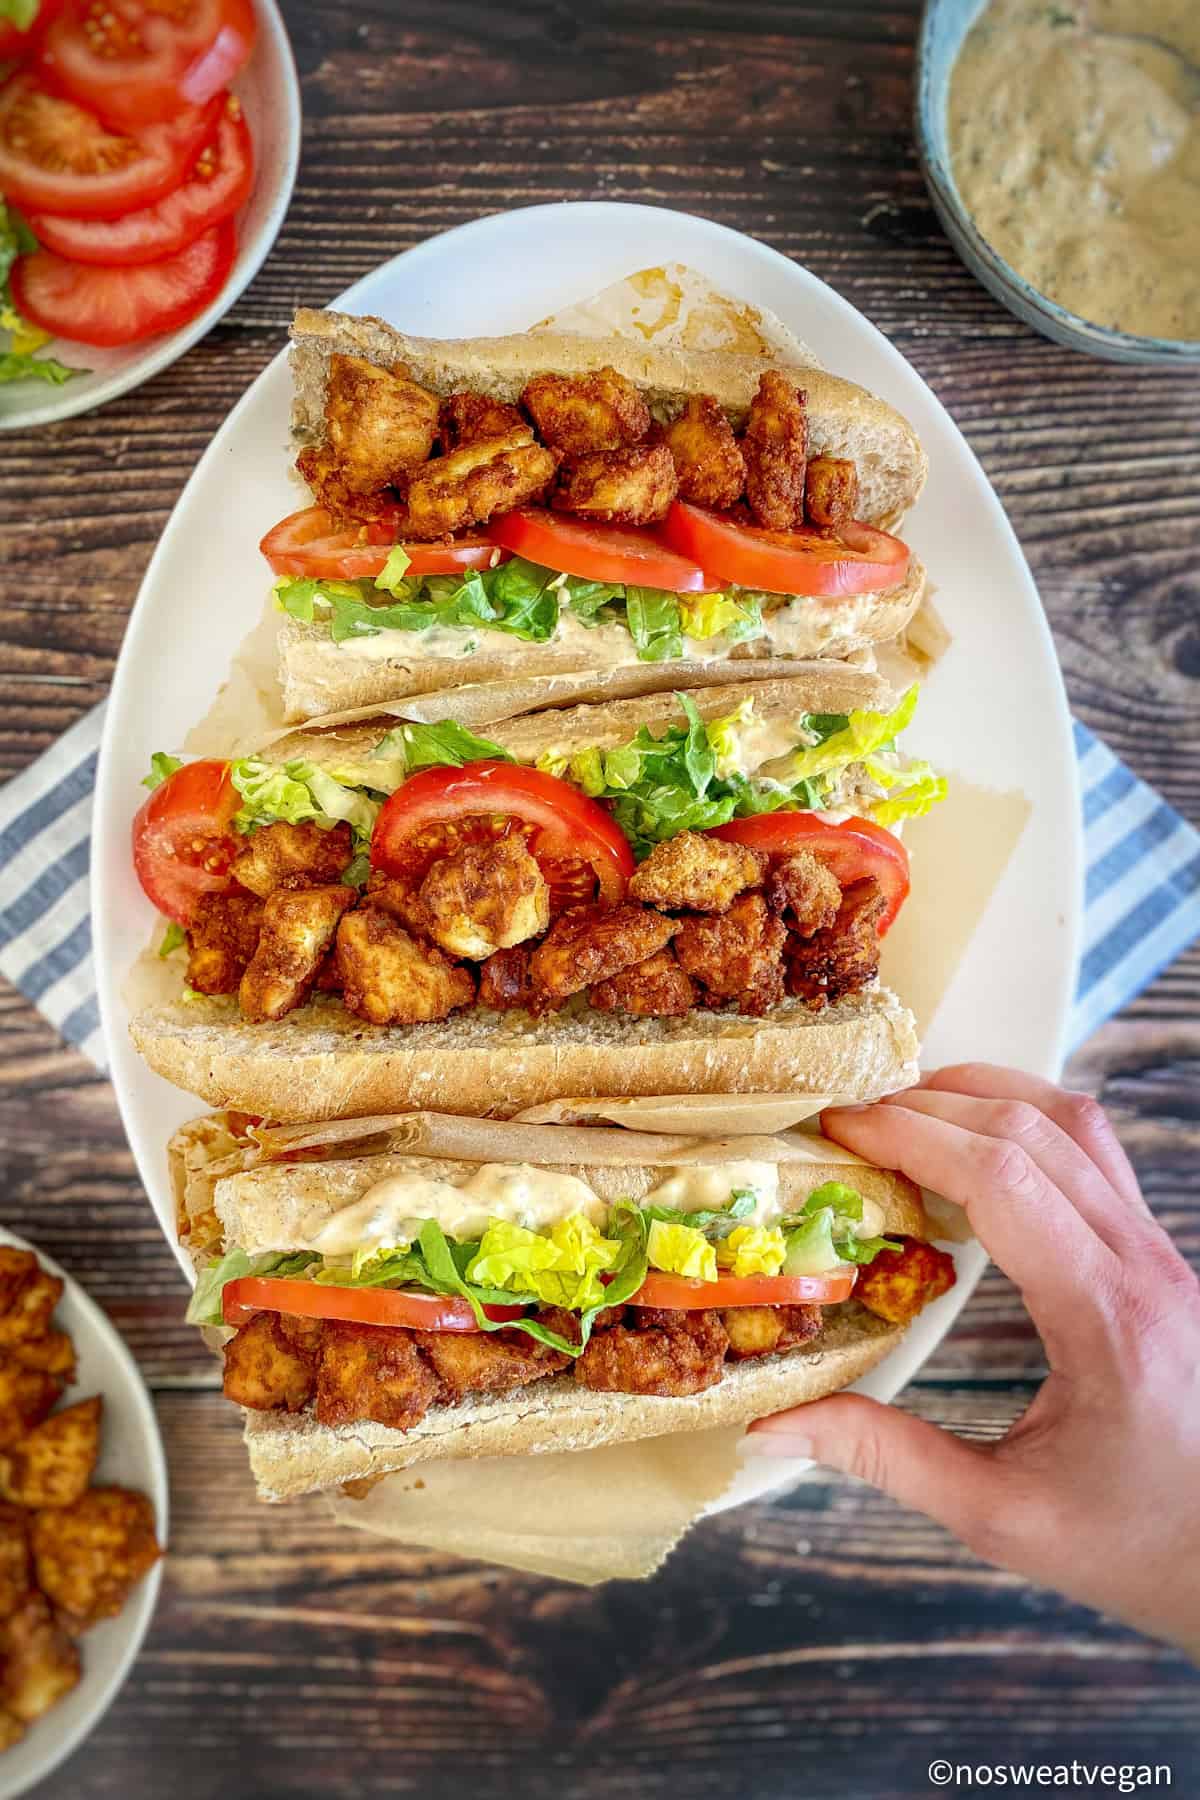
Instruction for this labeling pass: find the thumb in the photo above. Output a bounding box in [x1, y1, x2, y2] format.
[746, 1393, 1000, 1543]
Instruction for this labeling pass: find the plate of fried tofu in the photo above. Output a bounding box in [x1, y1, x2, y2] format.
[0, 1229, 166, 1800]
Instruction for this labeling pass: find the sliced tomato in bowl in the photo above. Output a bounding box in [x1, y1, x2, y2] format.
[372, 761, 636, 908]
[11, 217, 237, 346]
[28, 91, 252, 266]
[37, 0, 256, 131]
[489, 507, 709, 592]
[662, 501, 910, 598]
[634, 1269, 857, 1309]
[708, 812, 911, 934]
[260, 505, 509, 582]
[0, 71, 220, 217]
[131, 758, 240, 925]
[221, 1278, 527, 1333]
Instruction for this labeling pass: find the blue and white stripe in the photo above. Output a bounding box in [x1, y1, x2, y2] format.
[0, 704, 1196, 1072]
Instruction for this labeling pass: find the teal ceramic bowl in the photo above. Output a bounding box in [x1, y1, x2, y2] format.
[915, 0, 1200, 366]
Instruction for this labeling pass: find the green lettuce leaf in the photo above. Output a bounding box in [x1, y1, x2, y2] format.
[158, 921, 186, 959]
[625, 588, 684, 662]
[678, 591, 765, 644]
[371, 719, 513, 775]
[782, 1180, 899, 1273]
[142, 752, 183, 791]
[186, 1249, 319, 1327]
[0, 0, 41, 28]
[645, 1219, 716, 1280]
[373, 544, 412, 594]
[466, 1215, 620, 1311]
[638, 1189, 756, 1240]
[229, 757, 382, 850]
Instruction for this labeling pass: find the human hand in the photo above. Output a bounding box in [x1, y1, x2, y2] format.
[745, 1064, 1200, 1656]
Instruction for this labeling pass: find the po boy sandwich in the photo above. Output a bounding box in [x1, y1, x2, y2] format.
[173, 1110, 957, 1501]
[264, 309, 928, 722]
[129, 668, 945, 1121]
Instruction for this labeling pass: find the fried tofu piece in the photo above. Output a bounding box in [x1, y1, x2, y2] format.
[674, 892, 787, 1014]
[321, 352, 439, 492]
[223, 1312, 318, 1413]
[589, 947, 696, 1018]
[239, 883, 355, 1022]
[315, 1321, 440, 1432]
[403, 429, 559, 539]
[0, 1365, 62, 1453]
[439, 390, 524, 452]
[185, 889, 264, 996]
[364, 867, 430, 935]
[530, 902, 679, 999]
[31, 1487, 161, 1631]
[0, 1396, 100, 1510]
[722, 1303, 822, 1359]
[0, 1709, 24, 1749]
[660, 395, 746, 509]
[856, 1239, 956, 1326]
[478, 944, 534, 1010]
[295, 444, 400, 524]
[0, 1594, 79, 1722]
[522, 367, 650, 456]
[765, 848, 841, 937]
[0, 1250, 61, 1349]
[576, 1307, 728, 1396]
[0, 1505, 32, 1615]
[414, 1328, 569, 1400]
[629, 831, 765, 913]
[10, 1331, 75, 1382]
[553, 443, 678, 526]
[337, 907, 475, 1025]
[785, 876, 885, 1008]
[418, 836, 550, 961]
[742, 370, 807, 530]
[230, 820, 354, 899]
[804, 454, 859, 530]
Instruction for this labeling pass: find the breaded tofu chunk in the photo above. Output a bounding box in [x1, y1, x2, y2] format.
[530, 903, 679, 999]
[403, 429, 559, 539]
[223, 1312, 318, 1413]
[629, 831, 765, 913]
[721, 1304, 821, 1359]
[0, 1250, 62, 1349]
[336, 908, 475, 1025]
[418, 837, 550, 960]
[765, 848, 841, 937]
[742, 370, 807, 530]
[413, 1328, 569, 1399]
[589, 947, 696, 1018]
[522, 367, 650, 456]
[239, 883, 355, 1022]
[322, 352, 439, 489]
[674, 892, 787, 1014]
[804, 454, 859, 530]
[32, 1487, 161, 1631]
[855, 1240, 956, 1326]
[0, 1396, 101, 1510]
[660, 395, 746, 510]
[315, 1321, 440, 1432]
[439, 390, 524, 452]
[0, 1594, 79, 1722]
[186, 889, 264, 996]
[553, 444, 677, 525]
[785, 876, 885, 1007]
[576, 1308, 728, 1396]
[0, 1504, 32, 1616]
[0, 1365, 62, 1453]
[230, 820, 354, 899]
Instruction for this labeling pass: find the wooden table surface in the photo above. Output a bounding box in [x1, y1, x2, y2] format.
[4, 3, 1199, 1795]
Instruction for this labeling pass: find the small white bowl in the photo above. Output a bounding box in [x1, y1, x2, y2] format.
[0, 0, 301, 432]
[0, 1227, 168, 1800]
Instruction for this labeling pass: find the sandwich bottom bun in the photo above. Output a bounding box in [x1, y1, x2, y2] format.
[243, 1304, 902, 1502]
[130, 985, 920, 1122]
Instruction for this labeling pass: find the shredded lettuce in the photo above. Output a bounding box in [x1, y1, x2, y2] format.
[185, 1249, 319, 1327]
[142, 752, 183, 790]
[638, 1189, 756, 1240]
[718, 1225, 788, 1278]
[781, 1181, 899, 1275]
[775, 686, 919, 783]
[646, 1219, 717, 1281]
[228, 757, 383, 851]
[677, 591, 764, 643]
[158, 921, 186, 959]
[624, 588, 684, 662]
[370, 719, 512, 776]
[467, 1215, 620, 1311]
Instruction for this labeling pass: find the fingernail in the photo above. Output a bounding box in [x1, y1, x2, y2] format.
[740, 1430, 815, 1460]
[822, 1102, 869, 1115]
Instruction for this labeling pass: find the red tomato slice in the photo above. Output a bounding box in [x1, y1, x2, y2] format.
[709, 812, 910, 935]
[11, 217, 236, 347]
[634, 1269, 857, 1309]
[662, 501, 910, 598]
[131, 758, 240, 925]
[28, 91, 251, 266]
[0, 72, 220, 217]
[489, 507, 709, 592]
[372, 761, 635, 908]
[221, 1277, 526, 1333]
[259, 505, 509, 582]
[37, 0, 256, 131]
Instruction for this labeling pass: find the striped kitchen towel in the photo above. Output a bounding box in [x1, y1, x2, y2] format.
[0, 705, 1197, 1072]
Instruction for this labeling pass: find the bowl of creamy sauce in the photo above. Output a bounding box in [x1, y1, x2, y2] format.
[916, 0, 1200, 363]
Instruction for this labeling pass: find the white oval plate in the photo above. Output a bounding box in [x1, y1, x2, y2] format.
[93, 201, 1081, 1511]
[0, 0, 300, 432]
[0, 1227, 167, 1800]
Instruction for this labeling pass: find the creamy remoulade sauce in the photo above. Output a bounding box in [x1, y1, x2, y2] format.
[948, 0, 1200, 339]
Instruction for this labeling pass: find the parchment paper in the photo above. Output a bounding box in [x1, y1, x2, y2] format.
[161, 267, 1017, 1580]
